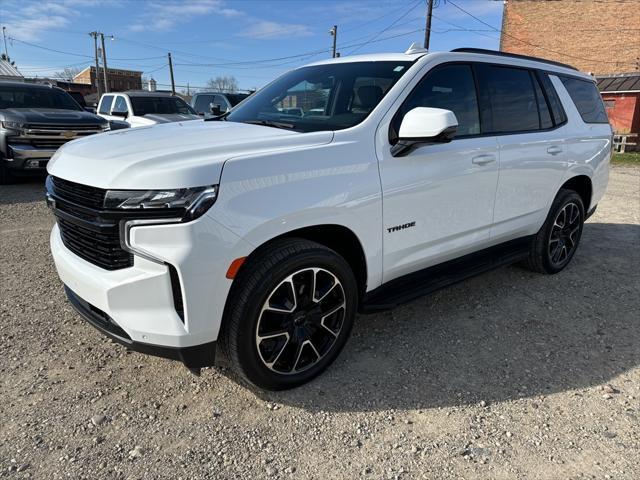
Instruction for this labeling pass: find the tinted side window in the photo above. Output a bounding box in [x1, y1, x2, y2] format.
[559, 76, 608, 123]
[113, 96, 128, 112]
[478, 66, 539, 133]
[194, 94, 215, 113]
[214, 95, 229, 112]
[538, 73, 567, 125]
[532, 75, 553, 129]
[99, 95, 114, 114]
[391, 64, 480, 141]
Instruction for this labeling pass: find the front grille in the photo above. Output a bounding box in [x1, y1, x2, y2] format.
[51, 176, 106, 209]
[48, 176, 133, 270]
[56, 217, 132, 270]
[25, 123, 104, 132]
[31, 138, 68, 148]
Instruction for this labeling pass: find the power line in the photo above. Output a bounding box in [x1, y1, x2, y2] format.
[346, 0, 423, 55]
[8, 37, 93, 58]
[7, 36, 167, 61]
[341, 1, 420, 34]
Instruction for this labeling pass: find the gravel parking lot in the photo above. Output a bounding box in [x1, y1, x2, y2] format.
[1, 167, 639, 480]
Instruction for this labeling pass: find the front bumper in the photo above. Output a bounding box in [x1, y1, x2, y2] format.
[2, 144, 56, 171]
[50, 213, 253, 358]
[65, 286, 216, 368]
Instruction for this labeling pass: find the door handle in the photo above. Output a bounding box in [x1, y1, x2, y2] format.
[547, 146, 563, 156]
[471, 154, 496, 165]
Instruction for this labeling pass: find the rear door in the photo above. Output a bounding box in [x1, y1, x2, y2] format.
[475, 64, 569, 241]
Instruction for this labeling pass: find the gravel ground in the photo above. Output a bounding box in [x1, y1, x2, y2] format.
[1, 167, 639, 480]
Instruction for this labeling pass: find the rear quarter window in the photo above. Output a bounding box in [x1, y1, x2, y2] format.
[559, 77, 609, 124]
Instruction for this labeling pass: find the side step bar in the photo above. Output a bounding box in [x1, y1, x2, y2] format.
[360, 236, 532, 313]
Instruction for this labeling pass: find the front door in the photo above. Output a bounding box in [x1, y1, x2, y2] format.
[377, 63, 499, 282]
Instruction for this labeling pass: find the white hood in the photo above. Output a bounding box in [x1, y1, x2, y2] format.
[47, 120, 333, 189]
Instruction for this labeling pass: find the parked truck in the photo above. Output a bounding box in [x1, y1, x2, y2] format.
[0, 81, 108, 184]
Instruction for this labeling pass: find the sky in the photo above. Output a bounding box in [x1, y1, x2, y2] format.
[0, 0, 505, 92]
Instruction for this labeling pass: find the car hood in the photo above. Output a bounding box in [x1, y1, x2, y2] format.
[140, 113, 201, 123]
[47, 120, 334, 189]
[0, 108, 106, 125]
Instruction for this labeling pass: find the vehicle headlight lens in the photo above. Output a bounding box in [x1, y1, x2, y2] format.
[104, 185, 218, 220]
[1, 120, 24, 131]
[100, 123, 111, 132]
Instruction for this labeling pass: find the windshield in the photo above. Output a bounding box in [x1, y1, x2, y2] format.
[226, 93, 248, 106]
[0, 85, 82, 111]
[130, 96, 196, 116]
[226, 61, 412, 132]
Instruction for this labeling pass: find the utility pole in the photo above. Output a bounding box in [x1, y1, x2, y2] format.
[330, 25, 338, 58]
[2, 27, 9, 61]
[99, 33, 109, 93]
[90, 32, 102, 97]
[424, 0, 434, 50]
[167, 52, 176, 95]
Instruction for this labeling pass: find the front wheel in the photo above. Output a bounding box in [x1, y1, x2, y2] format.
[0, 161, 16, 185]
[219, 238, 358, 390]
[524, 189, 585, 274]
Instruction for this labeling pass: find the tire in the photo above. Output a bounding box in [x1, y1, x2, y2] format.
[524, 189, 585, 274]
[0, 162, 15, 185]
[219, 238, 358, 390]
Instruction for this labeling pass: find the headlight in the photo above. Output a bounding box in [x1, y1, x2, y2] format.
[1, 120, 24, 131]
[104, 185, 218, 221]
[100, 123, 110, 132]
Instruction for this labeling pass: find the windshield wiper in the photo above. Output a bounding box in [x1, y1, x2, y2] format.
[243, 119, 296, 130]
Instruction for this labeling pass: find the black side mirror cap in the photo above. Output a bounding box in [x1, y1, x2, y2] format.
[390, 126, 457, 157]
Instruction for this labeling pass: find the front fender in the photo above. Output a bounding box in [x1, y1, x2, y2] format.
[208, 140, 384, 290]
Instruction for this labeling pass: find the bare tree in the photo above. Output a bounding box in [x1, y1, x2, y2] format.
[206, 75, 238, 93]
[54, 67, 82, 82]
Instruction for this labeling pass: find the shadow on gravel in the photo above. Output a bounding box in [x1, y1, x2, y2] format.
[0, 177, 46, 206]
[255, 223, 640, 412]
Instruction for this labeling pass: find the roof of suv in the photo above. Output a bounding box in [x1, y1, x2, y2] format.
[307, 47, 591, 81]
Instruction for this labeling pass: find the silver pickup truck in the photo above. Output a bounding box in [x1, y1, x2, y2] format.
[0, 81, 108, 184]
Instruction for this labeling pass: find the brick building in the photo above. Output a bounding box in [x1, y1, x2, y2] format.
[73, 66, 143, 92]
[597, 74, 640, 149]
[500, 0, 640, 75]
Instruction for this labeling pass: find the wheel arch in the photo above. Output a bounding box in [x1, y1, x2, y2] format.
[233, 224, 369, 301]
[560, 175, 593, 211]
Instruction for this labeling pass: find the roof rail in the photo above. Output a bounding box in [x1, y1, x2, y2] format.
[451, 48, 578, 71]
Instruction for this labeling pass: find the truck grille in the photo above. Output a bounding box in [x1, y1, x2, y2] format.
[24, 123, 104, 134]
[9, 123, 105, 153]
[48, 176, 133, 270]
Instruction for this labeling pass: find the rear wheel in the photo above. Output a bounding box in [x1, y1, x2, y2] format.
[219, 238, 358, 390]
[525, 189, 585, 274]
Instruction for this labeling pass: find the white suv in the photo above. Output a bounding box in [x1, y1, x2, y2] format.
[46, 47, 611, 390]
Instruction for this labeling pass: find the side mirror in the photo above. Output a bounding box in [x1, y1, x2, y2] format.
[391, 107, 458, 157]
[111, 109, 128, 119]
[210, 103, 223, 115]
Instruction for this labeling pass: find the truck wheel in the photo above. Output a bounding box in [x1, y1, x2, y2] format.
[525, 189, 585, 274]
[0, 162, 15, 185]
[220, 238, 358, 390]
